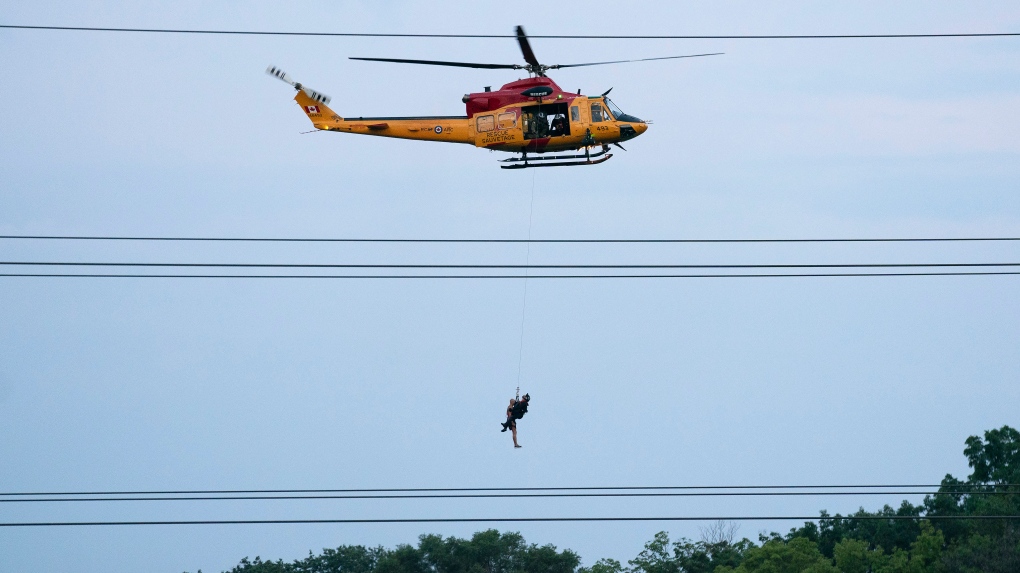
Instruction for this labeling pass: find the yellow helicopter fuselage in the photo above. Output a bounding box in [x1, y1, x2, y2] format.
[295, 76, 647, 155]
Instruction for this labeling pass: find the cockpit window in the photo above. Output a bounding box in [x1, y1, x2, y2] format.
[604, 98, 624, 119]
[603, 97, 643, 123]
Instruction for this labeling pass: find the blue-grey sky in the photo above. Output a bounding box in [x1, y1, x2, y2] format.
[1, 2, 1019, 572]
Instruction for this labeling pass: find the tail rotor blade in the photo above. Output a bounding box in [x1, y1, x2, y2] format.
[266, 65, 295, 86]
[266, 65, 331, 105]
[301, 87, 331, 105]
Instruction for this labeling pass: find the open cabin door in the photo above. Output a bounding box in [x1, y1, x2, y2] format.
[522, 102, 571, 140]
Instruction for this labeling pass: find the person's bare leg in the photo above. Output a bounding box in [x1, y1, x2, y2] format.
[512, 424, 520, 448]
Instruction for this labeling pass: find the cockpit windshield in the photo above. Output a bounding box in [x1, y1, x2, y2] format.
[604, 98, 624, 119]
[603, 97, 643, 123]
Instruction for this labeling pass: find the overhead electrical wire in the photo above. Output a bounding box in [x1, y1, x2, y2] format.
[2, 484, 1012, 496]
[4, 485, 1014, 526]
[1, 25, 1019, 39]
[2, 235, 1019, 243]
[3, 515, 1019, 528]
[3, 272, 1019, 279]
[1, 262, 1019, 269]
[2, 262, 1020, 279]
[4, 490, 1017, 504]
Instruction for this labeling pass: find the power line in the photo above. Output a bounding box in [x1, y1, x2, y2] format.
[3, 272, 1020, 279]
[2, 484, 1011, 496]
[3, 515, 1018, 528]
[5, 490, 1016, 504]
[3, 235, 1019, 244]
[1, 25, 1019, 39]
[2, 262, 1019, 269]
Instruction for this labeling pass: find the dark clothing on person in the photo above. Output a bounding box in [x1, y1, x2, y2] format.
[550, 116, 566, 136]
[500, 396, 530, 432]
[511, 399, 528, 419]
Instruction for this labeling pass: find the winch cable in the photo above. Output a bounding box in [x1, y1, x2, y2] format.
[515, 171, 537, 393]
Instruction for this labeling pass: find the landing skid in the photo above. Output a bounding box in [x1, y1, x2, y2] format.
[500, 148, 612, 169]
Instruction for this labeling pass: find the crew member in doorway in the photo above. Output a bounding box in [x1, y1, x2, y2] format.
[550, 115, 566, 136]
[500, 393, 530, 448]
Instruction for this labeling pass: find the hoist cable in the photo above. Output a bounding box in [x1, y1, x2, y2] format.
[515, 172, 536, 389]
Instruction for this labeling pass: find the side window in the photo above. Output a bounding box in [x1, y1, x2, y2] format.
[497, 112, 517, 129]
[591, 104, 604, 122]
[476, 115, 495, 132]
[570, 106, 580, 122]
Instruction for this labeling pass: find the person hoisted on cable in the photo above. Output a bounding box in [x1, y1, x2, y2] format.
[500, 392, 530, 448]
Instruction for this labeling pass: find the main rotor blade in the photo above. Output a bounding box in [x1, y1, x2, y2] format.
[516, 25, 541, 67]
[552, 52, 724, 69]
[349, 57, 520, 70]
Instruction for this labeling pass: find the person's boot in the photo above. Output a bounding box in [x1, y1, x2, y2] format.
[500, 421, 509, 432]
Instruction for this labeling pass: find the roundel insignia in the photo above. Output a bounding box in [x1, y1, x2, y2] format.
[434, 126, 443, 134]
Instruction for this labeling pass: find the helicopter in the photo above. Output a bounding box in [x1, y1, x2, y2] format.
[268, 26, 720, 169]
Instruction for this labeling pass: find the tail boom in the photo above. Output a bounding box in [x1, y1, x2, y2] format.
[294, 91, 472, 144]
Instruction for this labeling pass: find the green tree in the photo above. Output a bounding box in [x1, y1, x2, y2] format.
[628, 532, 678, 573]
[213, 530, 580, 573]
[417, 530, 528, 573]
[226, 556, 294, 573]
[821, 520, 945, 573]
[625, 531, 752, 573]
[787, 503, 923, 559]
[519, 541, 580, 573]
[832, 538, 873, 573]
[577, 558, 623, 573]
[964, 426, 1020, 485]
[938, 528, 1020, 573]
[715, 537, 836, 573]
[295, 545, 384, 573]
[925, 425, 1020, 543]
[374, 543, 426, 573]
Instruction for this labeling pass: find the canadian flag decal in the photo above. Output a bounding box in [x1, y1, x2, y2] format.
[305, 105, 319, 114]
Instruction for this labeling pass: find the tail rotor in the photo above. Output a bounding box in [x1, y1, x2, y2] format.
[266, 65, 331, 105]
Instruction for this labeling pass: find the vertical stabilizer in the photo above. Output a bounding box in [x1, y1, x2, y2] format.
[266, 65, 342, 129]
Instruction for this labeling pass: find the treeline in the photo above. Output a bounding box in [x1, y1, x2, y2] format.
[194, 425, 1019, 573]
